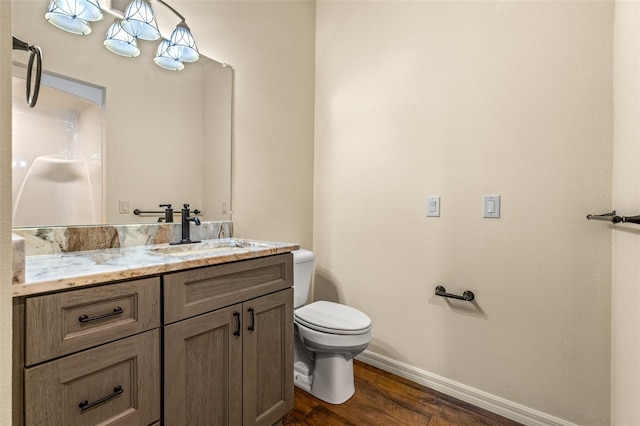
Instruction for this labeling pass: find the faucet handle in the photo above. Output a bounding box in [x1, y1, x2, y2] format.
[181, 204, 201, 216]
[159, 203, 174, 223]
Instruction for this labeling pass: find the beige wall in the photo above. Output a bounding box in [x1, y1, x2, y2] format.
[1, 2, 12, 424]
[179, 0, 316, 249]
[612, 1, 640, 424]
[314, 1, 613, 424]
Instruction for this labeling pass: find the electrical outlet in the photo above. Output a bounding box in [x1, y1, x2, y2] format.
[119, 200, 130, 214]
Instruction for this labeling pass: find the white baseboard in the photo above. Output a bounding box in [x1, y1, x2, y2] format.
[356, 350, 576, 426]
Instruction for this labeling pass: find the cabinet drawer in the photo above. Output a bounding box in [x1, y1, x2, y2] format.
[25, 277, 160, 366]
[164, 254, 293, 324]
[24, 329, 160, 426]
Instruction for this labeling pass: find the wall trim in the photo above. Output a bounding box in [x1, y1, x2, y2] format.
[356, 351, 577, 426]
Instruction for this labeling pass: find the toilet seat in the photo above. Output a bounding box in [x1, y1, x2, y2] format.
[294, 301, 372, 335]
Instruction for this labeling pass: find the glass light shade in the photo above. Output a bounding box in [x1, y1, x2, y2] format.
[53, 0, 103, 22]
[120, 0, 160, 41]
[167, 23, 199, 63]
[104, 20, 140, 57]
[153, 39, 184, 71]
[45, 0, 92, 35]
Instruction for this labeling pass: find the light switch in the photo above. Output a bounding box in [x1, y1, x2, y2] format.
[483, 195, 500, 218]
[426, 196, 440, 217]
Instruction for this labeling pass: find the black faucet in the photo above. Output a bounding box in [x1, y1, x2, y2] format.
[158, 204, 174, 223]
[171, 204, 201, 245]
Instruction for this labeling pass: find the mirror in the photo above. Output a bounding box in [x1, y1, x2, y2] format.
[11, 0, 232, 226]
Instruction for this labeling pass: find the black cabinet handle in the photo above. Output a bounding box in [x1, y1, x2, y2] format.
[78, 386, 123, 412]
[233, 311, 241, 337]
[78, 307, 124, 323]
[247, 308, 255, 332]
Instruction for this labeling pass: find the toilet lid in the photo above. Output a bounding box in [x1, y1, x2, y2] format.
[294, 301, 372, 335]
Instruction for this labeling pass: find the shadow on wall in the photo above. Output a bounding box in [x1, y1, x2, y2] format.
[366, 338, 410, 364]
[428, 294, 488, 320]
[312, 268, 343, 304]
[312, 268, 409, 362]
[611, 223, 640, 237]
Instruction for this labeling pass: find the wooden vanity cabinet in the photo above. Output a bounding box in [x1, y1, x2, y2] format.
[14, 252, 294, 426]
[13, 277, 161, 426]
[163, 254, 294, 426]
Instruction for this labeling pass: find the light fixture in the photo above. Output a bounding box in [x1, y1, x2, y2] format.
[45, 0, 92, 35]
[44, 0, 200, 71]
[167, 22, 198, 63]
[120, 0, 160, 41]
[103, 19, 140, 57]
[153, 39, 184, 71]
[55, 0, 103, 21]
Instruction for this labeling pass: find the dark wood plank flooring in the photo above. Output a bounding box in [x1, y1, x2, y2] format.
[283, 360, 523, 426]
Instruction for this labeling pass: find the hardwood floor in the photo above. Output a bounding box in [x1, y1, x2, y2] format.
[283, 360, 523, 426]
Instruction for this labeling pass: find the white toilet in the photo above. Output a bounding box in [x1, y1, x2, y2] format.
[292, 249, 372, 404]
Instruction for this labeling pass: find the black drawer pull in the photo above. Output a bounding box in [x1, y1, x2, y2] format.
[78, 385, 123, 412]
[78, 307, 124, 323]
[247, 308, 255, 332]
[233, 311, 241, 337]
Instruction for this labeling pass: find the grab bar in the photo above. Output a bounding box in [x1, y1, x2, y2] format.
[435, 286, 475, 302]
[134, 209, 201, 216]
[586, 211, 640, 225]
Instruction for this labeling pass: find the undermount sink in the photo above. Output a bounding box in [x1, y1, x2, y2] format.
[148, 239, 273, 257]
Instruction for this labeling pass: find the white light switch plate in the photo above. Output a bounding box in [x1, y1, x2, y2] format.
[426, 196, 440, 217]
[119, 200, 130, 214]
[483, 195, 500, 218]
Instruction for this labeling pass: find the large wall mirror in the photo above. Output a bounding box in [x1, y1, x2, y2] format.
[11, 0, 232, 227]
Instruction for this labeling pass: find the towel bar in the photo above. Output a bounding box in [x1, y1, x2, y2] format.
[134, 209, 201, 216]
[435, 286, 475, 302]
[586, 211, 640, 225]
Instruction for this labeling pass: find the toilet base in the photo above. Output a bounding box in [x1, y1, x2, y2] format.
[294, 361, 313, 392]
[307, 353, 356, 405]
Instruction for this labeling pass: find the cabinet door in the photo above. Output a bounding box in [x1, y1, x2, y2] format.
[243, 288, 294, 426]
[164, 304, 243, 426]
[24, 329, 160, 426]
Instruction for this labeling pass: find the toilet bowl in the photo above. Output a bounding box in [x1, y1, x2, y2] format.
[292, 249, 372, 404]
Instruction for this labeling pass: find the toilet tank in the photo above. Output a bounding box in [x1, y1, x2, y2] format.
[293, 249, 315, 308]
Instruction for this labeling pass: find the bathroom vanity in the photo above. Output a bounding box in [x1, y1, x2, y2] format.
[12, 234, 298, 426]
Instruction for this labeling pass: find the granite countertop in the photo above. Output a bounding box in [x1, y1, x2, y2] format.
[13, 238, 299, 298]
